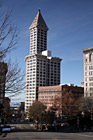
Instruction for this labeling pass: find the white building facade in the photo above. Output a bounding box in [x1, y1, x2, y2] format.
[25, 10, 62, 113]
[83, 47, 93, 97]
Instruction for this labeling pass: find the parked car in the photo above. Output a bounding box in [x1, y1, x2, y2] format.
[2, 126, 11, 132]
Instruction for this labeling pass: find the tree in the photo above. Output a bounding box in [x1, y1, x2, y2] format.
[0, 1, 17, 61]
[28, 101, 46, 122]
[1, 104, 11, 124]
[18, 102, 25, 113]
[0, 1, 25, 97]
[0, 1, 25, 125]
[5, 60, 25, 97]
[78, 97, 93, 119]
[43, 111, 55, 125]
[52, 90, 80, 119]
[62, 91, 79, 118]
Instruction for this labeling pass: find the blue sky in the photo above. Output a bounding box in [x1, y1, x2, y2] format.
[2, 0, 93, 101]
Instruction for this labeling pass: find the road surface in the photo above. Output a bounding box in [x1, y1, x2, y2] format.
[0, 123, 93, 140]
[0, 131, 93, 140]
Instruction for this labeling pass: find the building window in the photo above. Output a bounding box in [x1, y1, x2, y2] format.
[90, 88, 93, 91]
[89, 65, 93, 70]
[85, 77, 88, 81]
[85, 72, 87, 76]
[85, 66, 87, 70]
[89, 77, 93, 81]
[89, 53, 93, 62]
[89, 83, 93, 86]
[90, 93, 93, 96]
[89, 71, 93, 75]
[85, 58, 87, 62]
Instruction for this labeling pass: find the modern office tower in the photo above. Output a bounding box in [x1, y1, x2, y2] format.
[25, 10, 62, 113]
[83, 47, 93, 97]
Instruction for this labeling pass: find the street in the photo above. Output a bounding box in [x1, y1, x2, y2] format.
[0, 124, 93, 140]
[0, 131, 93, 140]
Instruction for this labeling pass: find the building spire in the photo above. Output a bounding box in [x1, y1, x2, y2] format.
[39, 8, 40, 13]
[29, 10, 48, 30]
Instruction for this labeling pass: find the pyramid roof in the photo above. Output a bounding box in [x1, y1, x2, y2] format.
[29, 9, 48, 30]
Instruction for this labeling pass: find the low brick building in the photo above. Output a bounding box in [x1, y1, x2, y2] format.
[38, 84, 84, 110]
[0, 62, 7, 104]
[4, 97, 10, 108]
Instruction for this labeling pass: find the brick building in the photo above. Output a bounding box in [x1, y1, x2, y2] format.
[0, 62, 7, 104]
[0, 62, 8, 123]
[4, 97, 10, 108]
[38, 85, 84, 110]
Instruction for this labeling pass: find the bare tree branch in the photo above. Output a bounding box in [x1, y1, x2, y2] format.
[78, 97, 93, 113]
[0, 3, 18, 61]
[5, 60, 25, 97]
[0, 2, 25, 98]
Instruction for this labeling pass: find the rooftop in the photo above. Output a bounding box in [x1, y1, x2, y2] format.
[83, 47, 93, 53]
[29, 9, 48, 30]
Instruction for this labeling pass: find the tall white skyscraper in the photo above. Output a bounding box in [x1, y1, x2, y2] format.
[83, 47, 93, 97]
[25, 10, 62, 112]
